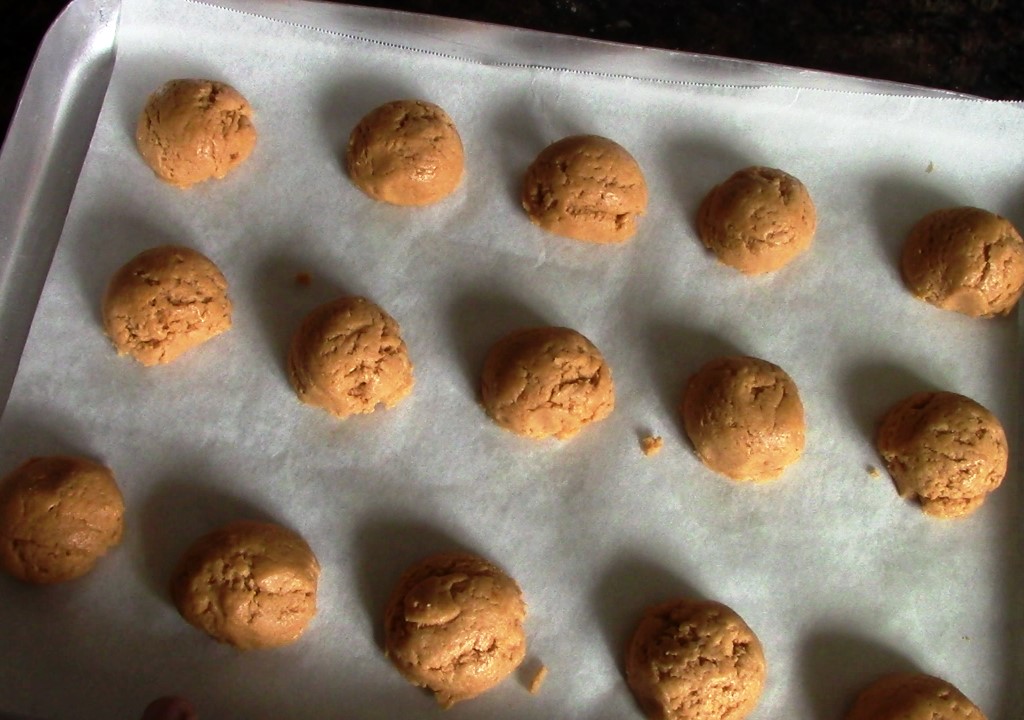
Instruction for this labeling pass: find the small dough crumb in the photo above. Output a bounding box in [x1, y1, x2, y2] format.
[640, 435, 663, 457]
[294, 272, 312, 287]
[529, 664, 548, 694]
[926, 161, 935, 173]
[867, 465, 880, 478]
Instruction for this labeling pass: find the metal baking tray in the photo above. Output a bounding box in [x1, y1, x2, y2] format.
[0, 2, 1020, 719]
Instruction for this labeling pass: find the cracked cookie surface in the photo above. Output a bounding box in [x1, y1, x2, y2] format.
[346, 99, 464, 206]
[383, 552, 527, 707]
[135, 79, 256, 189]
[480, 326, 615, 440]
[287, 295, 414, 418]
[0, 455, 124, 584]
[697, 166, 816, 274]
[170, 520, 320, 650]
[900, 206, 1024, 317]
[845, 672, 987, 720]
[681, 355, 805, 482]
[876, 391, 1007, 518]
[522, 134, 648, 243]
[102, 245, 232, 366]
[626, 597, 766, 720]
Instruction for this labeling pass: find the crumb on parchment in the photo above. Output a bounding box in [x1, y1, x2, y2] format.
[867, 465, 881, 478]
[640, 435, 664, 457]
[926, 161, 934, 173]
[529, 664, 548, 694]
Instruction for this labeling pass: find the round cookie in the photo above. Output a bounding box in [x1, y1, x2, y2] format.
[345, 99, 464, 206]
[681, 355, 806, 482]
[170, 520, 320, 650]
[0, 456, 124, 584]
[383, 552, 527, 707]
[521, 134, 648, 243]
[136, 79, 256, 188]
[480, 326, 615, 440]
[876, 391, 1007, 518]
[102, 245, 233, 366]
[287, 296, 414, 418]
[626, 597, 766, 720]
[900, 206, 1024, 317]
[846, 673, 987, 720]
[697, 166, 817, 274]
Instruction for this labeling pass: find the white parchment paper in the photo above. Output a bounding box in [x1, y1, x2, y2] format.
[0, 0, 1022, 718]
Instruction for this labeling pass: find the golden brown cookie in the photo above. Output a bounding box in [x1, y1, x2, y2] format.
[681, 355, 805, 482]
[521, 134, 648, 243]
[697, 166, 816, 274]
[287, 296, 414, 418]
[900, 206, 1024, 317]
[384, 552, 527, 707]
[626, 597, 766, 720]
[845, 673, 987, 720]
[136, 79, 256, 188]
[480, 326, 615, 440]
[876, 391, 1007, 518]
[345, 99, 464, 206]
[102, 245, 232, 366]
[170, 520, 320, 650]
[0, 456, 124, 584]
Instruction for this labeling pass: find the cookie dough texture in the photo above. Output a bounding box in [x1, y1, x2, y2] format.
[0, 456, 124, 584]
[681, 355, 806, 482]
[346, 99, 464, 206]
[877, 391, 1007, 518]
[697, 166, 816, 274]
[136, 79, 256, 188]
[901, 206, 1024, 317]
[522, 134, 648, 243]
[171, 520, 320, 650]
[384, 552, 527, 707]
[102, 245, 232, 366]
[288, 296, 414, 418]
[480, 326, 615, 440]
[626, 598, 766, 720]
[845, 673, 987, 720]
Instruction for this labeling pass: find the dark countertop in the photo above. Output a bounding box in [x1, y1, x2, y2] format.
[3, 0, 1023, 146]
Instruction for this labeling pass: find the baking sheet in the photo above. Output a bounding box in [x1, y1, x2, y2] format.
[0, 0, 1022, 718]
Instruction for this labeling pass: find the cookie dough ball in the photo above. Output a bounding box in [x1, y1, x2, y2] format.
[102, 245, 233, 366]
[697, 166, 817, 274]
[846, 673, 987, 720]
[480, 326, 615, 440]
[345, 99, 464, 206]
[900, 206, 1024, 317]
[626, 598, 766, 720]
[171, 520, 320, 650]
[522, 134, 648, 243]
[288, 296, 414, 418]
[0, 456, 124, 584]
[136, 79, 256, 188]
[384, 552, 527, 707]
[681, 355, 805, 482]
[877, 391, 1007, 518]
